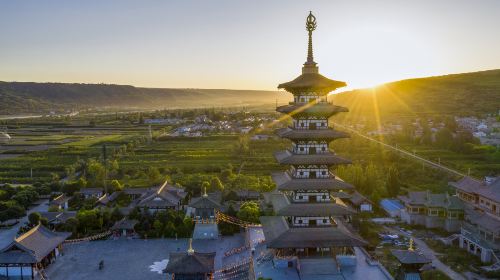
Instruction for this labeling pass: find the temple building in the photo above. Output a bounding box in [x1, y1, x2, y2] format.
[399, 191, 464, 232]
[391, 240, 432, 280]
[0, 224, 71, 279]
[164, 239, 215, 280]
[449, 176, 500, 263]
[260, 12, 366, 269]
[188, 188, 222, 239]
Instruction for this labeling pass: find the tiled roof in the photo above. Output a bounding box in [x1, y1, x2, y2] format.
[164, 251, 215, 274]
[276, 103, 348, 116]
[111, 219, 138, 230]
[0, 224, 70, 264]
[450, 176, 500, 203]
[400, 191, 464, 210]
[138, 184, 186, 208]
[274, 150, 351, 165]
[276, 127, 349, 140]
[272, 172, 353, 191]
[391, 249, 431, 264]
[278, 73, 346, 93]
[188, 194, 222, 209]
[348, 191, 372, 206]
[260, 216, 366, 248]
[49, 194, 70, 205]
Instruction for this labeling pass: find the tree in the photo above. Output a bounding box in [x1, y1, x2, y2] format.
[386, 166, 400, 197]
[435, 128, 454, 149]
[147, 167, 162, 185]
[234, 135, 249, 155]
[237, 201, 260, 223]
[28, 212, 41, 225]
[110, 180, 123, 192]
[86, 160, 105, 187]
[210, 177, 224, 191]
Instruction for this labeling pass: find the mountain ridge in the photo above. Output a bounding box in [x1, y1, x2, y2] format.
[1, 69, 499, 116]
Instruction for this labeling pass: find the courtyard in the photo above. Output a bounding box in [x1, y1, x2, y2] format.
[46, 235, 248, 280]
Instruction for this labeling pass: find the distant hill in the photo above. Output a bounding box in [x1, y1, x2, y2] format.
[0, 82, 279, 115]
[331, 69, 500, 122]
[2, 69, 499, 116]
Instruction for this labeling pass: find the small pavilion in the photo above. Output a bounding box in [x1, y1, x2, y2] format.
[188, 188, 222, 239]
[391, 239, 432, 280]
[0, 224, 71, 279]
[188, 188, 222, 223]
[164, 239, 215, 280]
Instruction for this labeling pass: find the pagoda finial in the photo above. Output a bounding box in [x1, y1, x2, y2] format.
[187, 238, 194, 255]
[303, 11, 318, 74]
[408, 238, 414, 251]
[202, 186, 208, 197]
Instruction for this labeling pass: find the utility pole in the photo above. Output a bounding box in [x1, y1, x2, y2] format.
[102, 144, 107, 194]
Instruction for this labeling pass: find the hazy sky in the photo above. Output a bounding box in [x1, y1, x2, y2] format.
[1, 0, 500, 90]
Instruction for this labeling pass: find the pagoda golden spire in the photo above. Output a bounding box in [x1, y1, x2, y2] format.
[303, 11, 319, 74]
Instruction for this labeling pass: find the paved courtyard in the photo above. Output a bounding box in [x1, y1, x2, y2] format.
[47, 235, 246, 280]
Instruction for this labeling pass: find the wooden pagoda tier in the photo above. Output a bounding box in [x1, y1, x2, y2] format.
[260, 216, 366, 249]
[276, 127, 349, 141]
[276, 102, 348, 117]
[272, 172, 354, 191]
[267, 192, 356, 216]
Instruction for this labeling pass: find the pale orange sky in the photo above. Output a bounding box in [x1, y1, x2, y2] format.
[1, 0, 500, 90]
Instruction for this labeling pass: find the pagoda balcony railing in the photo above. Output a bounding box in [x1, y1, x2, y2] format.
[288, 100, 330, 105]
[288, 148, 332, 155]
[288, 125, 330, 131]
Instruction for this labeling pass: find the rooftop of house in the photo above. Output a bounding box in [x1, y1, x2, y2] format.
[189, 192, 222, 209]
[0, 224, 71, 264]
[137, 183, 187, 208]
[398, 191, 464, 210]
[111, 219, 138, 231]
[450, 176, 500, 203]
[391, 248, 431, 265]
[49, 194, 70, 205]
[164, 251, 215, 274]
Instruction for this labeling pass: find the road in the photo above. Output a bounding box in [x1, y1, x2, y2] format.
[0, 199, 48, 248]
[384, 226, 466, 280]
[333, 122, 469, 178]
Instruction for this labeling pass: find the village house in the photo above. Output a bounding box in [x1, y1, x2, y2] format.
[49, 194, 70, 210]
[399, 191, 464, 232]
[450, 176, 500, 263]
[137, 183, 187, 213]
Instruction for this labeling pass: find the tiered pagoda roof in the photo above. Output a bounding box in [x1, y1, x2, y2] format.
[261, 216, 366, 248]
[272, 172, 354, 191]
[274, 150, 351, 165]
[260, 11, 365, 252]
[276, 102, 348, 116]
[276, 127, 349, 140]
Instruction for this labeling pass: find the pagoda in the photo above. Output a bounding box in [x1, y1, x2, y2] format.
[260, 12, 366, 263]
